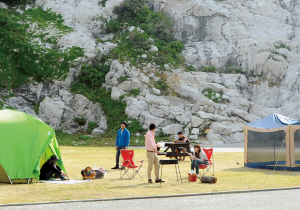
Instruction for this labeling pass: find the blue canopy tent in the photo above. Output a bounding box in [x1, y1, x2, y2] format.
[244, 113, 300, 170]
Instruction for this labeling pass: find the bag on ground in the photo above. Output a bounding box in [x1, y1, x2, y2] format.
[81, 167, 96, 180]
[200, 176, 217, 183]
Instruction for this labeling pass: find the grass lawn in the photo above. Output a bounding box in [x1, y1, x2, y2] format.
[1, 146, 300, 204]
[55, 131, 172, 147]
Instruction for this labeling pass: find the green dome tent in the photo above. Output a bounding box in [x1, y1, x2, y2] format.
[0, 110, 66, 184]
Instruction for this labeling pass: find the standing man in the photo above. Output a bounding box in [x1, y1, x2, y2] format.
[145, 123, 164, 183]
[111, 121, 130, 169]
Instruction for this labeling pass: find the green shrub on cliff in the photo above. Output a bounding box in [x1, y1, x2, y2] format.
[0, 7, 84, 89]
[100, 0, 184, 69]
[78, 62, 110, 89]
[71, 84, 146, 135]
[0, 0, 35, 6]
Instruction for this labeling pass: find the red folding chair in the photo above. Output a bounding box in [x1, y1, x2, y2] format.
[120, 150, 144, 179]
[198, 148, 214, 176]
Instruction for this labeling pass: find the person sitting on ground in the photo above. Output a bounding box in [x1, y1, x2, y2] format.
[40, 155, 68, 180]
[188, 144, 208, 176]
[174, 132, 191, 161]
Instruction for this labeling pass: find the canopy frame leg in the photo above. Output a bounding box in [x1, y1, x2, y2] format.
[27, 178, 30, 184]
[7, 175, 13, 185]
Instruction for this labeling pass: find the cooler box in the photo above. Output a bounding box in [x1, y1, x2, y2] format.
[188, 173, 197, 182]
[94, 167, 106, 179]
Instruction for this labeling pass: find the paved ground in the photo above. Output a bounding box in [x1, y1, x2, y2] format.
[1, 188, 300, 210]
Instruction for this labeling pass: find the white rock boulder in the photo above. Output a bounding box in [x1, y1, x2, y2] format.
[162, 124, 183, 134]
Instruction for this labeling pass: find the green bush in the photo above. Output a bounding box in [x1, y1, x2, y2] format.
[74, 116, 87, 125]
[128, 31, 152, 50]
[87, 122, 97, 133]
[78, 62, 110, 89]
[104, 18, 123, 33]
[4, 106, 14, 110]
[1, 0, 35, 6]
[71, 84, 145, 135]
[108, 30, 152, 64]
[129, 88, 141, 97]
[202, 66, 217, 73]
[0, 7, 84, 89]
[144, 12, 174, 42]
[113, 0, 149, 23]
[186, 65, 196, 71]
[119, 88, 141, 99]
[98, 0, 185, 69]
[98, 0, 108, 7]
[154, 78, 169, 95]
[118, 75, 130, 83]
[33, 103, 40, 115]
[25, 7, 73, 34]
[127, 119, 146, 133]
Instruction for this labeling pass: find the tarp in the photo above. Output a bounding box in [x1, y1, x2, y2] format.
[245, 113, 300, 129]
[0, 110, 66, 182]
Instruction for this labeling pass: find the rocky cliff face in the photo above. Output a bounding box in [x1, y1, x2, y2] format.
[2, 0, 300, 145]
[148, 0, 300, 109]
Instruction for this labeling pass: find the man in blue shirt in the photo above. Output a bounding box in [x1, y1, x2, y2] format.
[111, 121, 130, 169]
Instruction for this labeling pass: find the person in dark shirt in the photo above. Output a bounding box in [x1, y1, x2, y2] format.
[174, 132, 191, 161]
[40, 155, 68, 180]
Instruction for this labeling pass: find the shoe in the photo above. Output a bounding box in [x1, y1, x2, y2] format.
[155, 179, 165, 183]
[120, 166, 125, 170]
[111, 166, 119, 169]
[148, 179, 153, 183]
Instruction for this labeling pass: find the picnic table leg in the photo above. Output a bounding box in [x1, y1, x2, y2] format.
[178, 164, 182, 183]
[175, 164, 178, 181]
[160, 164, 163, 185]
[164, 146, 170, 153]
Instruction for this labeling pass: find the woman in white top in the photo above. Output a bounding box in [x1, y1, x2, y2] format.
[188, 144, 208, 175]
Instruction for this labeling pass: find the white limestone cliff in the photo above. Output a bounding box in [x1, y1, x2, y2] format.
[2, 0, 300, 145]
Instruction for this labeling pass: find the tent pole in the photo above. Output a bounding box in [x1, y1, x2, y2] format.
[7, 175, 13, 185]
[244, 126, 248, 165]
[274, 136, 287, 171]
[27, 178, 30, 184]
[274, 136, 275, 167]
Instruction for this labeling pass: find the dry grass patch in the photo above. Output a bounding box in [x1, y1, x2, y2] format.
[1, 147, 300, 204]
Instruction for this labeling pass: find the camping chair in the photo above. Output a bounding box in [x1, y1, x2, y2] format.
[120, 150, 144, 179]
[198, 148, 214, 177]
